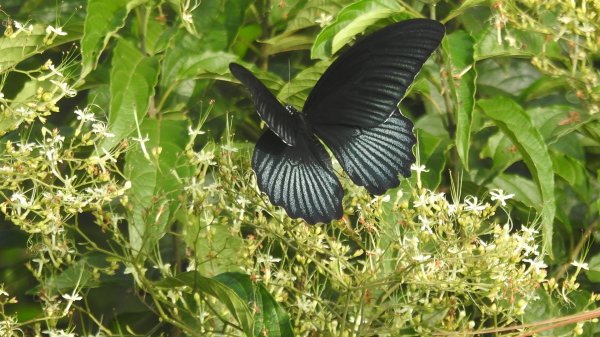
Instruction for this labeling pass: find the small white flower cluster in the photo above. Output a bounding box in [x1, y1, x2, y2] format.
[235, 168, 541, 334]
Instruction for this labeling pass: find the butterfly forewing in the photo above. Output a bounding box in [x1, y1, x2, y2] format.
[315, 110, 416, 195]
[252, 129, 343, 224]
[230, 63, 299, 146]
[231, 19, 444, 224]
[305, 19, 445, 127]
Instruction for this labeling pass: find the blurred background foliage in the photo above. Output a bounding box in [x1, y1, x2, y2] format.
[0, 0, 599, 336]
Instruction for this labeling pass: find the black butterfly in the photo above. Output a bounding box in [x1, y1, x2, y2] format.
[230, 19, 445, 224]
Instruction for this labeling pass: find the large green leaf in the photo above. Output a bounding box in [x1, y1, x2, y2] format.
[124, 119, 190, 254]
[157, 271, 294, 337]
[80, 0, 143, 78]
[214, 273, 294, 337]
[443, 30, 476, 170]
[99, 38, 159, 152]
[0, 23, 80, 74]
[311, 0, 402, 59]
[478, 97, 556, 254]
[156, 271, 255, 336]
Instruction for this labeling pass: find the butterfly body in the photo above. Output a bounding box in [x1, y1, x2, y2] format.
[231, 19, 445, 224]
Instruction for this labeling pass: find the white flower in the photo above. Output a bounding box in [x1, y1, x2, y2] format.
[447, 202, 459, 215]
[50, 80, 77, 97]
[62, 292, 82, 302]
[490, 189, 514, 206]
[16, 106, 36, 119]
[571, 260, 589, 270]
[315, 13, 333, 28]
[182, 12, 193, 24]
[221, 144, 238, 152]
[11, 20, 34, 37]
[256, 255, 282, 264]
[91, 122, 115, 138]
[188, 125, 205, 137]
[418, 215, 433, 235]
[410, 163, 429, 174]
[10, 192, 30, 208]
[48, 63, 64, 77]
[16, 142, 36, 152]
[464, 196, 486, 213]
[46, 25, 67, 36]
[413, 194, 428, 208]
[521, 225, 539, 237]
[74, 107, 96, 122]
[524, 258, 547, 271]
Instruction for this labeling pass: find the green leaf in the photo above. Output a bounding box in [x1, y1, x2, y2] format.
[156, 271, 255, 336]
[183, 213, 245, 276]
[99, 38, 159, 152]
[0, 80, 52, 136]
[124, 119, 190, 254]
[188, 0, 230, 51]
[277, 61, 331, 109]
[525, 288, 594, 337]
[587, 254, 600, 283]
[224, 0, 253, 46]
[264, 34, 315, 55]
[443, 30, 476, 170]
[284, 0, 348, 33]
[161, 31, 236, 87]
[0, 24, 80, 74]
[478, 97, 556, 255]
[80, 0, 140, 78]
[232, 24, 263, 57]
[476, 58, 541, 97]
[491, 173, 542, 206]
[311, 0, 402, 59]
[480, 130, 520, 174]
[417, 130, 449, 190]
[551, 151, 588, 200]
[269, 0, 304, 25]
[42, 259, 99, 294]
[331, 8, 395, 54]
[443, 0, 488, 23]
[474, 26, 562, 61]
[519, 75, 569, 102]
[214, 273, 294, 337]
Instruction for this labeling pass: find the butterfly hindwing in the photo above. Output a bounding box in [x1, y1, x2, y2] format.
[252, 129, 343, 224]
[305, 19, 445, 128]
[230, 63, 298, 146]
[315, 110, 416, 195]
